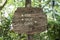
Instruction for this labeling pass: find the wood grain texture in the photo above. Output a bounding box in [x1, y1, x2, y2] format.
[12, 8, 47, 34]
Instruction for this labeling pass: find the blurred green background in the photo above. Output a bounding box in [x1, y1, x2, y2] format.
[0, 0, 60, 40]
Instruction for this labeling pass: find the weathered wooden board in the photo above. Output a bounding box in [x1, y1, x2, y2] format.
[12, 8, 47, 34]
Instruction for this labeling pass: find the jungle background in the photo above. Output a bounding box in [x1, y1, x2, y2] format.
[0, 0, 60, 40]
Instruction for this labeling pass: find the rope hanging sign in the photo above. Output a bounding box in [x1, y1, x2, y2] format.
[12, 0, 47, 34]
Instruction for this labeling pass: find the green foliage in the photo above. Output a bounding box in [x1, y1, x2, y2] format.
[0, 0, 6, 7]
[0, 0, 60, 40]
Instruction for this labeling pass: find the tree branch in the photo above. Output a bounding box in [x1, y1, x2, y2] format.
[0, 0, 7, 10]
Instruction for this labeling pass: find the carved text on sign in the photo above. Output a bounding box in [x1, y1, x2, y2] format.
[12, 8, 47, 34]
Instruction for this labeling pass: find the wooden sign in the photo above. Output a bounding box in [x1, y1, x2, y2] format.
[12, 8, 47, 34]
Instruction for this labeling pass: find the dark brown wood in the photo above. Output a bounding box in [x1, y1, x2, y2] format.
[12, 8, 47, 34]
[25, 0, 31, 7]
[27, 34, 33, 40]
[12, 0, 47, 40]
